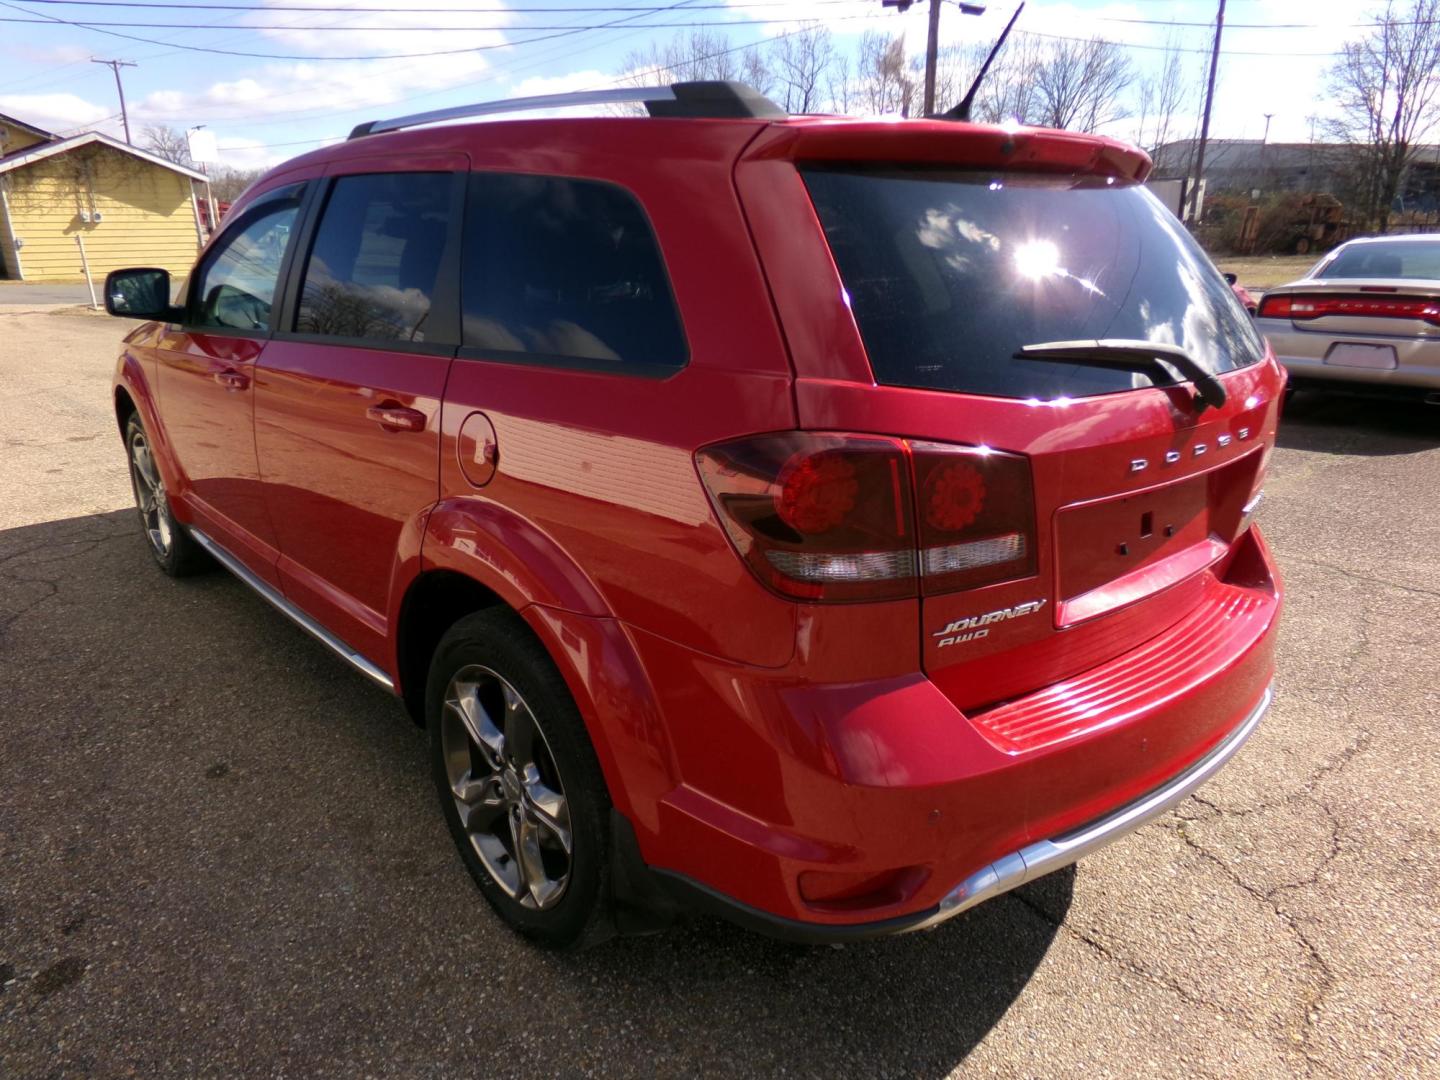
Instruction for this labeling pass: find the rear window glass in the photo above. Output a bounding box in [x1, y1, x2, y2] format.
[801, 168, 1264, 400]
[1316, 241, 1440, 281]
[461, 172, 687, 374]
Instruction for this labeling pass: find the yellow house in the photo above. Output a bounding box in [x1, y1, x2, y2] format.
[0, 120, 208, 283]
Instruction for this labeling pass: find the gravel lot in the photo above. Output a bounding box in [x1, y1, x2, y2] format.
[2, 309, 1437, 1078]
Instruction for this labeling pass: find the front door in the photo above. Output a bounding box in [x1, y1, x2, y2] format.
[156, 182, 306, 583]
[254, 162, 463, 665]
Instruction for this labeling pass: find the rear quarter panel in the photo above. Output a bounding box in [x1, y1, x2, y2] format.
[424, 119, 801, 668]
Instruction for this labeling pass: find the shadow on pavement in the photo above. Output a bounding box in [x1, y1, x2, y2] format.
[1278, 388, 1440, 456]
[1, 508, 1065, 1077]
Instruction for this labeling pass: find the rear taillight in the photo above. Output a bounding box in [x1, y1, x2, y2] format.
[696, 433, 1036, 603]
[911, 442, 1038, 595]
[1258, 293, 1440, 324]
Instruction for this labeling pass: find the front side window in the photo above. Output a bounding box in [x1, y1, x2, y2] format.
[802, 168, 1265, 401]
[461, 173, 687, 373]
[295, 172, 453, 343]
[191, 187, 301, 332]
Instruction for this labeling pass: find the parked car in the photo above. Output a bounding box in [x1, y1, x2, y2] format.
[1255, 233, 1440, 403]
[1224, 272, 1258, 315]
[105, 82, 1283, 949]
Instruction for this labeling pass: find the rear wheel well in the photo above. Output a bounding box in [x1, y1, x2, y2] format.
[397, 570, 504, 724]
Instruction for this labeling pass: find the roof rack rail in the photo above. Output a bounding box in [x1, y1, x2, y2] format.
[348, 81, 785, 140]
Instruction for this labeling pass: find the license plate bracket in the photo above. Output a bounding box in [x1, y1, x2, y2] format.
[1324, 342, 1398, 370]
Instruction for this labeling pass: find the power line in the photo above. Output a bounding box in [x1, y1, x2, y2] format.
[0, 13, 905, 30]
[0, 0, 880, 60]
[1013, 27, 1342, 57]
[123, 0, 742, 142]
[217, 10, 849, 148]
[14, 0, 861, 8]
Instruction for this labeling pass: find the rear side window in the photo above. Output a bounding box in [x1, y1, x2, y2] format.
[802, 168, 1264, 400]
[1317, 240, 1440, 280]
[460, 172, 687, 374]
[295, 172, 454, 343]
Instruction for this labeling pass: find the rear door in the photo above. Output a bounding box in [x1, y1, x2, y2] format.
[254, 157, 465, 665]
[741, 152, 1282, 711]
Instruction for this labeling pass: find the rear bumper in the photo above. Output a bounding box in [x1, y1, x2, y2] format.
[657, 683, 1271, 942]
[1258, 321, 1440, 391]
[628, 528, 1281, 938]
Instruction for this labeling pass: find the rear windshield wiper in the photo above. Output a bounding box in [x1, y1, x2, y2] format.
[1014, 339, 1228, 412]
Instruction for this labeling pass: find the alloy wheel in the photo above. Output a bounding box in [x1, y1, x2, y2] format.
[128, 431, 172, 557]
[441, 665, 574, 910]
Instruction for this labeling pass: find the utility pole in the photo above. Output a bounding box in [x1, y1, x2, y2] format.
[91, 58, 137, 144]
[1185, 0, 1224, 224]
[886, 0, 985, 117]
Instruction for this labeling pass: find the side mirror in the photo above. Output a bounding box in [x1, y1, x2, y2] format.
[1222, 272, 1238, 285]
[105, 268, 180, 322]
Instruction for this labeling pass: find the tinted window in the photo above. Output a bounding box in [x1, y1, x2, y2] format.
[461, 173, 686, 372]
[191, 188, 301, 331]
[802, 168, 1264, 400]
[296, 172, 453, 343]
[1317, 240, 1440, 281]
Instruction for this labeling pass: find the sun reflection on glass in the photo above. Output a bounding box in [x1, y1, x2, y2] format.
[1014, 239, 1062, 280]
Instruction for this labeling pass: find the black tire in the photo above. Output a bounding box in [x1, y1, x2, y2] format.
[123, 413, 211, 577]
[426, 607, 613, 949]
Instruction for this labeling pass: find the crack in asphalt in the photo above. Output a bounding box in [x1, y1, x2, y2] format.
[1006, 887, 1267, 1033]
[0, 528, 134, 634]
[1282, 555, 1440, 602]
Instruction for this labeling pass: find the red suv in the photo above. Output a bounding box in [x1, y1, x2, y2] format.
[105, 82, 1282, 949]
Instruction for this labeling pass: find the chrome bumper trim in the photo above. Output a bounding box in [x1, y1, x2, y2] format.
[911, 682, 1273, 932]
[189, 528, 395, 692]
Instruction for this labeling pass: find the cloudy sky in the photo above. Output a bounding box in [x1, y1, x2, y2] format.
[0, 0, 1390, 171]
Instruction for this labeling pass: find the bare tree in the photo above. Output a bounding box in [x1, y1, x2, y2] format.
[1034, 37, 1134, 132]
[1326, 0, 1440, 230]
[142, 124, 193, 167]
[827, 51, 854, 115]
[1133, 37, 1188, 154]
[930, 33, 1047, 125]
[740, 48, 775, 99]
[855, 31, 915, 116]
[769, 24, 838, 114]
[620, 29, 740, 85]
[208, 166, 264, 203]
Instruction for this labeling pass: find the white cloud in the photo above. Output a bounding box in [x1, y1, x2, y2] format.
[0, 92, 118, 137]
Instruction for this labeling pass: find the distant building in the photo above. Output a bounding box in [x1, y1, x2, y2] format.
[0, 112, 209, 283]
[1150, 139, 1440, 213]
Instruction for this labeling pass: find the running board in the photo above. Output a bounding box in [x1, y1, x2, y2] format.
[189, 528, 395, 692]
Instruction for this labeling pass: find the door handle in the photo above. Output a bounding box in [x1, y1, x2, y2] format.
[214, 368, 250, 391]
[366, 404, 427, 433]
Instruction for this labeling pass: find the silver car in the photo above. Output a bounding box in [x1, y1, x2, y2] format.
[1255, 234, 1440, 403]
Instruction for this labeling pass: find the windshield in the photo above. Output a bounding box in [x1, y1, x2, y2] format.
[1316, 240, 1440, 281]
[801, 168, 1264, 400]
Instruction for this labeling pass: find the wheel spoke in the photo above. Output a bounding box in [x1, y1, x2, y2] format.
[447, 681, 505, 769]
[502, 683, 535, 767]
[521, 764, 571, 855]
[131, 440, 161, 493]
[514, 809, 562, 908]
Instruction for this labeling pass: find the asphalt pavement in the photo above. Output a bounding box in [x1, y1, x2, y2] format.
[1, 310, 1437, 1078]
[0, 283, 100, 307]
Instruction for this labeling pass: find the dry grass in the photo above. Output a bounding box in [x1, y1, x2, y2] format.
[1212, 254, 1320, 290]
